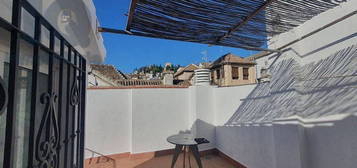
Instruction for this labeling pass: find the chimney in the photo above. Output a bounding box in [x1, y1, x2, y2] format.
[163, 71, 174, 85]
[194, 69, 210, 86]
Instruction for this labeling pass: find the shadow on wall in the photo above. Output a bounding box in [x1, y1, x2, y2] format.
[226, 58, 301, 124]
[84, 114, 357, 168]
[284, 32, 357, 58]
[131, 120, 226, 168]
[298, 45, 357, 118]
[217, 113, 357, 168]
[216, 123, 275, 168]
[226, 44, 357, 125]
[188, 119, 216, 150]
[84, 120, 220, 168]
[170, 119, 216, 151]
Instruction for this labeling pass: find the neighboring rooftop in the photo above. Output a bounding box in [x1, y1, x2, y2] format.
[174, 64, 199, 77]
[211, 53, 255, 68]
[90, 64, 164, 87]
[199, 62, 212, 69]
[90, 64, 128, 80]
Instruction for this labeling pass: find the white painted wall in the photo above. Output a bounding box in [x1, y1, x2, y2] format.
[85, 2, 357, 168]
[216, 125, 276, 168]
[86, 86, 222, 156]
[28, 0, 105, 63]
[270, 1, 357, 64]
[215, 1, 357, 168]
[85, 85, 260, 155]
[304, 114, 357, 168]
[86, 83, 357, 168]
[0, 0, 106, 63]
[214, 85, 256, 126]
[189, 86, 217, 151]
[131, 88, 190, 154]
[85, 89, 132, 158]
[272, 121, 306, 168]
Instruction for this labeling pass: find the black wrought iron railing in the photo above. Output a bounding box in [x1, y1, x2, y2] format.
[0, 0, 87, 168]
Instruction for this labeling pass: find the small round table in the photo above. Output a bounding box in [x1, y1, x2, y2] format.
[167, 134, 203, 168]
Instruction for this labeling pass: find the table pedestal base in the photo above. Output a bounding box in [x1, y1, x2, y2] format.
[171, 144, 202, 168]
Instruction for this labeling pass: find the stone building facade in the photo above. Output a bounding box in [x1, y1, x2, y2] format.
[173, 64, 199, 86]
[211, 53, 256, 86]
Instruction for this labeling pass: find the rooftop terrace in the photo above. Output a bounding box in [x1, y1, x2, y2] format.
[85, 1, 357, 168]
[85, 151, 238, 168]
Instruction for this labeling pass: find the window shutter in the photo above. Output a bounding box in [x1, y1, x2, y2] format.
[232, 67, 239, 79]
[243, 68, 249, 80]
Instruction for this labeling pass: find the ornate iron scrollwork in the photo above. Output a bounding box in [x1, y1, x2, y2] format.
[35, 92, 59, 168]
[70, 77, 80, 106]
[0, 76, 7, 115]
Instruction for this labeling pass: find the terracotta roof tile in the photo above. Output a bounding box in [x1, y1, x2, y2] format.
[211, 53, 255, 68]
[174, 64, 199, 77]
[90, 64, 128, 80]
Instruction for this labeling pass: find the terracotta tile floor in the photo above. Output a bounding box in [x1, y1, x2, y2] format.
[85, 153, 236, 168]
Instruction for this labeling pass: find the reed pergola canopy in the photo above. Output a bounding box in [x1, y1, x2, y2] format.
[123, 0, 347, 50]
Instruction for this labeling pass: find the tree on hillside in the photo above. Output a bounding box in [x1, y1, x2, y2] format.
[165, 64, 181, 72]
[134, 64, 181, 76]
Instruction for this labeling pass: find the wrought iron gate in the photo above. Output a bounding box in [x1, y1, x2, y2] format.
[0, 0, 86, 168]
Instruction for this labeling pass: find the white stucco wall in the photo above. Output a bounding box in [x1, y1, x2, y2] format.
[189, 86, 217, 151]
[86, 81, 357, 168]
[85, 2, 357, 167]
[0, 0, 106, 63]
[218, 1, 357, 168]
[214, 85, 257, 126]
[304, 114, 357, 168]
[85, 86, 223, 156]
[85, 89, 132, 158]
[131, 88, 190, 154]
[216, 125, 276, 168]
[85, 88, 192, 156]
[267, 0, 357, 66]
[28, 0, 105, 63]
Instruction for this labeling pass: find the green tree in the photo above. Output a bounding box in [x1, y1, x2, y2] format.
[134, 64, 181, 75]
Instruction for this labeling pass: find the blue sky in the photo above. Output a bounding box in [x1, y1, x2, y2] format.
[93, 0, 259, 73]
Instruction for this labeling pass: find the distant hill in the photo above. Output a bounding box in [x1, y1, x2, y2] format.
[134, 64, 181, 75]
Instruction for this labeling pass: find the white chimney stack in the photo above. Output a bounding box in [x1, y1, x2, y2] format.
[194, 69, 210, 86]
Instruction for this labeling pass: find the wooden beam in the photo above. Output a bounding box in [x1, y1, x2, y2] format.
[126, 0, 139, 31]
[217, 0, 278, 42]
[98, 27, 132, 35]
